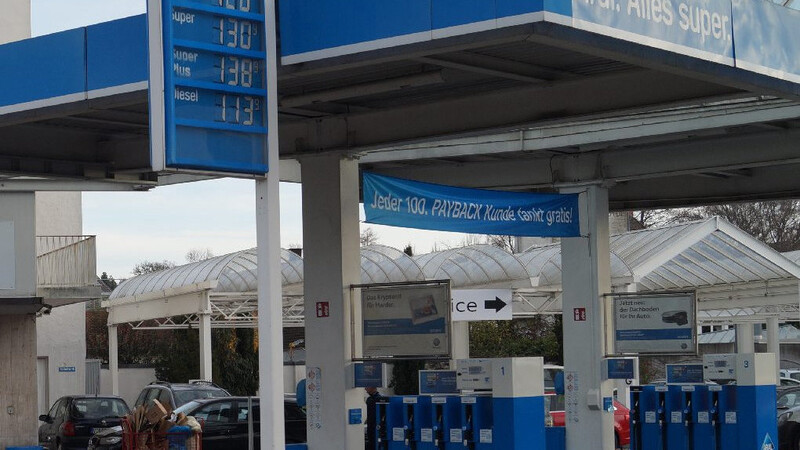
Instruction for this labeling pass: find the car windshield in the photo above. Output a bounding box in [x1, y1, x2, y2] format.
[174, 389, 229, 407]
[71, 398, 129, 419]
[778, 391, 800, 409]
[791, 373, 800, 382]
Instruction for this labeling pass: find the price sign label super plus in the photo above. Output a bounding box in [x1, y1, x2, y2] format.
[150, 0, 271, 174]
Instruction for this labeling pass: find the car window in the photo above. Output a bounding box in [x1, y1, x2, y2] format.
[285, 402, 306, 421]
[235, 402, 252, 423]
[55, 399, 68, 419]
[173, 388, 229, 407]
[72, 398, 129, 419]
[195, 401, 234, 424]
[174, 401, 202, 416]
[135, 390, 148, 407]
[778, 392, 800, 408]
[47, 399, 62, 418]
[792, 373, 800, 382]
[158, 389, 173, 407]
[146, 388, 161, 404]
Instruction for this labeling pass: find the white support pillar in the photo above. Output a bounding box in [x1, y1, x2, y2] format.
[256, 2, 285, 447]
[198, 314, 212, 381]
[301, 155, 363, 450]
[256, 174, 286, 450]
[109, 324, 119, 396]
[450, 321, 470, 369]
[767, 317, 781, 382]
[561, 185, 615, 450]
[736, 323, 755, 354]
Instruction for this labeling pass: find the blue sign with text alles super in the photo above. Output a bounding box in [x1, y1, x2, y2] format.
[362, 172, 580, 237]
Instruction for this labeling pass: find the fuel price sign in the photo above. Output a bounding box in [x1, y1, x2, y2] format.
[148, 0, 271, 175]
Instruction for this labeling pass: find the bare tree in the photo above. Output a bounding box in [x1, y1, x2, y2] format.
[486, 235, 517, 253]
[360, 227, 379, 246]
[186, 248, 215, 263]
[132, 260, 176, 276]
[669, 200, 800, 252]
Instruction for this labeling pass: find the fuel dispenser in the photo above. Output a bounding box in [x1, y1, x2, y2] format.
[424, 396, 460, 450]
[459, 395, 493, 449]
[703, 353, 777, 450]
[631, 353, 777, 450]
[630, 385, 666, 450]
[376, 397, 403, 450]
[455, 357, 546, 450]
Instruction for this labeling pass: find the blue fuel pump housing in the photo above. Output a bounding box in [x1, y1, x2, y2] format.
[376, 397, 403, 450]
[460, 395, 493, 449]
[426, 396, 460, 450]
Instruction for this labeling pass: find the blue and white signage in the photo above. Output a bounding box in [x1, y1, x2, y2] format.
[148, 0, 271, 175]
[279, 0, 800, 84]
[666, 363, 705, 384]
[360, 282, 451, 359]
[573, 0, 735, 65]
[605, 358, 636, 380]
[353, 362, 387, 388]
[58, 366, 77, 373]
[363, 172, 579, 237]
[419, 370, 459, 395]
[612, 292, 697, 355]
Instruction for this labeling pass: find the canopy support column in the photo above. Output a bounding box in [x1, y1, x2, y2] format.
[767, 317, 780, 382]
[561, 185, 614, 450]
[109, 324, 119, 396]
[736, 323, 755, 354]
[198, 313, 212, 381]
[301, 155, 363, 450]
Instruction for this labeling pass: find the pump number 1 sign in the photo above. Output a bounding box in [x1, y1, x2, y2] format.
[148, 0, 272, 175]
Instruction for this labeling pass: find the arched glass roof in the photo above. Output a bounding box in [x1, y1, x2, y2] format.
[412, 244, 531, 288]
[110, 248, 303, 299]
[110, 217, 800, 318]
[361, 244, 425, 284]
[517, 245, 633, 289]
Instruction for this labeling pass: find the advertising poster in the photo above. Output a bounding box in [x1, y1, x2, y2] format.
[361, 282, 451, 358]
[613, 293, 696, 355]
[362, 172, 579, 237]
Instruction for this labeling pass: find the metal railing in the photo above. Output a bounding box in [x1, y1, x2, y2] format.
[36, 235, 97, 288]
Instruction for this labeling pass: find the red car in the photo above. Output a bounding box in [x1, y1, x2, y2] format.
[545, 394, 631, 449]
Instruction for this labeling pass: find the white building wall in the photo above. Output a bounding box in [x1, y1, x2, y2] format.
[0, 315, 38, 448]
[99, 367, 157, 407]
[36, 192, 86, 410]
[0, 0, 30, 44]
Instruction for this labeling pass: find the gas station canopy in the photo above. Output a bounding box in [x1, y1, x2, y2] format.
[1, 3, 800, 210]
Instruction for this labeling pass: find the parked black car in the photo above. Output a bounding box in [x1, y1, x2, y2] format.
[86, 426, 123, 450]
[173, 397, 307, 449]
[134, 381, 230, 410]
[778, 386, 800, 450]
[38, 395, 130, 450]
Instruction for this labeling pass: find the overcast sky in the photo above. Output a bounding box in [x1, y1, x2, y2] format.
[30, 0, 469, 279]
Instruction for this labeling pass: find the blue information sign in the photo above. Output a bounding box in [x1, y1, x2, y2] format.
[150, 0, 270, 174]
[666, 364, 705, 384]
[353, 362, 386, 388]
[606, 358, 635, 380]
[418, 370, 459, 395]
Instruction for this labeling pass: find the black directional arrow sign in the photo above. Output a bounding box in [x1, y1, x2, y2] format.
[484, 297, 507, 313]
[451, 289, 513, 321]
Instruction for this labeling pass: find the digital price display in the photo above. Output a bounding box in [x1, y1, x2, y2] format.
[153, 0, 269, 174]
